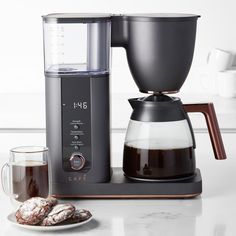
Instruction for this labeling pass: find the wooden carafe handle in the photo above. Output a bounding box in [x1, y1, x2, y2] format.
[183, 103, 227, 160]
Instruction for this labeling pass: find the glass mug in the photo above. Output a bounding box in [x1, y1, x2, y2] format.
[1, 146, 49, 206]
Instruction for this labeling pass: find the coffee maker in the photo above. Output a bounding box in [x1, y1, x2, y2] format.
[42, 13, 226, 198]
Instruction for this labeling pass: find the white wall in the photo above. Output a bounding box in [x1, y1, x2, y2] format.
[0, 0, 236, 94]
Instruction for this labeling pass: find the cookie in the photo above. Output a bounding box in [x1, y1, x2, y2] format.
[15, 197, 56, 225]
[46, 196, 58, 206]
[60, 209, 92, 225]
[40, 204, 75, 226]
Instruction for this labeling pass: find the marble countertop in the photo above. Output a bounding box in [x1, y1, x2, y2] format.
[0, 152, 236, 236]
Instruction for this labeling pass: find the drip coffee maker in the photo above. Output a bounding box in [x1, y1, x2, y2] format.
[43, 13, 226, 198]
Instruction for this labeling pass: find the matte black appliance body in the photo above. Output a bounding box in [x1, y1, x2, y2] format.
[46, 74, 110, 194]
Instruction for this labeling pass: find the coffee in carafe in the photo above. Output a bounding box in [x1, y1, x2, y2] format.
[123, 143, 195, 180]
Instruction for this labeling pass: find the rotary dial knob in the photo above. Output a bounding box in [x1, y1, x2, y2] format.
[69, 153, 86, 171]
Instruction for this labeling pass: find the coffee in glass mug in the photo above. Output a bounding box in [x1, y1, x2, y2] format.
[1, 146, 49, 206]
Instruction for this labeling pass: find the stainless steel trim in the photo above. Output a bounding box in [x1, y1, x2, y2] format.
[139, 90, 179, 94]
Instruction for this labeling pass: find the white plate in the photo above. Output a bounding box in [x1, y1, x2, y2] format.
[7, 212, 93, 231]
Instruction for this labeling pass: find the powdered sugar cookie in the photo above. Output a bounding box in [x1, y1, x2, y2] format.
[41, 204, 75, 226]
[15, 197, 56, 225]
[61, 209, 92, 224]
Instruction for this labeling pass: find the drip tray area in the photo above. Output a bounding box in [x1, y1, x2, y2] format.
[53, 168, 202, 199]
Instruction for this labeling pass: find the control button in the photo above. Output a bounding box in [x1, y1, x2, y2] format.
[74, 135, 79, 140]
[73, 124, 79, 129]
[69, 153, 85, 171]
[74, 145, 79, 150]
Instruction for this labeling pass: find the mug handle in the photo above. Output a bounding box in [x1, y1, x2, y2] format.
[1, 163, 18, 198]
[201, 50, 218, 93]
[1, 163, 11, 195]
[200, 50, 212, 90]
[206, 51, 212, 64]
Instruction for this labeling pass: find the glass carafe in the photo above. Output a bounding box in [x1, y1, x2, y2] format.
[123, 95, 226, 181]
[124, 119, 195, 180]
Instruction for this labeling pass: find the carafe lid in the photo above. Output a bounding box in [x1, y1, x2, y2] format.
[129, 95, 187, 122]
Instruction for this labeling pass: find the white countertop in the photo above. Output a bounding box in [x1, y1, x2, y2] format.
[0, 152, 236, 236]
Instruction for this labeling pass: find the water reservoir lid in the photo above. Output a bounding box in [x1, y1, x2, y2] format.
[43, 13, 111, 23]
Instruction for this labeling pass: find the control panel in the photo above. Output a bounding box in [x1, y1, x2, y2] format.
[61, 77, 92, 172]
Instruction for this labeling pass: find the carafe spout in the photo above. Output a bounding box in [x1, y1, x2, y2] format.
[128, 98, 139, 109]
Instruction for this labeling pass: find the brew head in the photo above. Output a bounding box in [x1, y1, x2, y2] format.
[111, 14, 200, 93]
